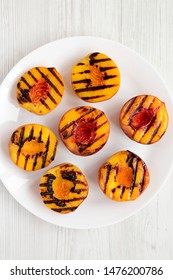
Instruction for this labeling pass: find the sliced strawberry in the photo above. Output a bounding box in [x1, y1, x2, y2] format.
[29, 78, 50, 104]
[74, 120, 96, 146]
[131, 108, 154, 130]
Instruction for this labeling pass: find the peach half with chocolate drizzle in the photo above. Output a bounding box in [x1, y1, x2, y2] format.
[119, 95, 168, 144]
[98, 150, 150, 201]
[9, 124, 58, 171]
[59, 106, 110, 156]
[71, 52, 120, 102]
[40, 163, 89, 214]
[16, 66, 64, 115]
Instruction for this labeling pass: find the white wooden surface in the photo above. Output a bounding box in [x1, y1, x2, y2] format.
[0, 0, 173, 260]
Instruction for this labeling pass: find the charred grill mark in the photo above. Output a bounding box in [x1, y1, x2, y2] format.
[82, 95, 105, 101]
[32, 153, 39, 171]
[61, 131, 73, 139]
[126, 151, 136, 167]
[40, 191, 54, 196]
[24, 155, 29, 170]
[44, 196, 86, 205]
[38, 129, 42, 143]
[28, 126, 34, 141]
[11, 130, 18, 143]
[61, 119, 76, 134]
[70, 188, 87, 194]
[60, 170, 87, 194]
[16, 127, 25, 163]
[54, 200, 66, 207]
[139, 163, 146, 193]
[92, 111, 104, 121]
[95, 120, 108, 130]
[73, 180, 87, 186]
[48, 67, 64, 86]
[78, 70, 90, 74]
[17, 82, 21, 90]
[119, 185, 126, 199]
[89, 52, 99, 60]
[17, 88, 31, 104]
[43, 173, 56, 179]
[47, 92, 57, 104]
[27, 71, 38, 82]
[112, 188, 116, 194]
[41, 136, 50, 168]
[129, 157, 139, 196]
[40, 99, 50, 110]
[51, 206, 78, 212]
[20, 77, 32, 89]
[90, 58, 111, 65]
[121, 98, 136, 119]
[61, 170, 77, 183]
[89, 53, 111, 66]
[147, 122, 161, 144]
[103, 74, 117, 80]
[61, 170, 77, 192]
[121, 97, 137, 119]
[75, 106, 85, 111]
[41, 173, 56, 194]
[51, 141, 57, 161]
[36, 67, 62, 97]
[100, 66, 117, 71]
[77, 62, 85, 66]
[78, 133, 105, 153]
[126, 154, 133, 167]
[72, 78, 91, 84]
[44, 198, 66, 207]
[113, 165, 118, 182]
[103, 163, 112, 193]
[60, 163, 74, 168]
[40, 183, 52, 187]
[60, 107, 96, 133]
[75, 84, 115, 93]
[70, 187, 87, 194]
[93, 142, 106, 154]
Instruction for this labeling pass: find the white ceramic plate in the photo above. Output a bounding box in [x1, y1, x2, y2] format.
[0, 36, 172, 229]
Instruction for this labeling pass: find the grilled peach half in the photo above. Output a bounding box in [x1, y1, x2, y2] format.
[59, 106, 110, 156]
[119, 95, 168, 144]
[16, 66, 64, 115]
[71, 52, 120, 102]
[98, 150, 150, 201]
[40, 163, 89, 214]
[9, 124, 58, 171]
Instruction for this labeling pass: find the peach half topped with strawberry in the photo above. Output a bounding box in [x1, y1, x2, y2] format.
[16, 66, 64, 115]
[59, 106, 110, 156]
[119, 95, 168, 144]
